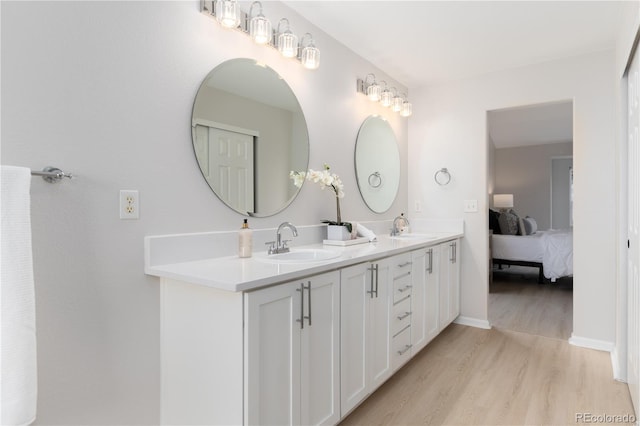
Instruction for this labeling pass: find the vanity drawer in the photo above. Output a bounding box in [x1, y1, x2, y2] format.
[391, 254, 413, 278]
[392, 324, 412, 371]
[392, 296, 412, 335]
[393, 272, 413, 303]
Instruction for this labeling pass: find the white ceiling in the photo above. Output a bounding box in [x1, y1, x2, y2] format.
[283, 1, 621, 148]
[488, 101, 573, 148]
[283, 1, 625, 89]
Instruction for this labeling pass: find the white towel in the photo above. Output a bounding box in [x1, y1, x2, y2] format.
[356, 223, 377, 242]
[1, 166, 37, 426]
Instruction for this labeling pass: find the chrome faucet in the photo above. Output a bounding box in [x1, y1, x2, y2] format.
[266, 222, 298, 254]
[391, 213, 410, 236]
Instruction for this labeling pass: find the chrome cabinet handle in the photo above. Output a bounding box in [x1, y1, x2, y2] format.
[296, 283, 305, 329]
[453, 242, 457, 263]
[449, 242, 455, 263]
[427, 248, 433, 273]
[374, 264, 379, 298]
[367, 265, 375, 298]
[304, 281, 312, 326]
[397, 344, 413, 355]
[397, 311, 412, 320]
[397, 284, 413, 293]
[397, 261, 412, 268]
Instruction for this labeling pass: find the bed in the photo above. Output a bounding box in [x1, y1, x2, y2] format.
[492, 229, 573, 283]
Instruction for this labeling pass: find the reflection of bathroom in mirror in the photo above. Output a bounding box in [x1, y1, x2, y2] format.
[191, 58, 309, 216]
[355, 115, 400, 213]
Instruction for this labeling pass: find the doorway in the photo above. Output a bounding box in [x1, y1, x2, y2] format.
[487, 100, 574, 340]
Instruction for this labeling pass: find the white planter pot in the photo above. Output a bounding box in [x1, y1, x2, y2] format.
[327, 225, 351, 241]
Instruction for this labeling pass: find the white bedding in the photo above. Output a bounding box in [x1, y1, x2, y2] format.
[492, 229, 573, 280]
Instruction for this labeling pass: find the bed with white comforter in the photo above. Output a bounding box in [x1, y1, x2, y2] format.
[492, 229, 573, 281]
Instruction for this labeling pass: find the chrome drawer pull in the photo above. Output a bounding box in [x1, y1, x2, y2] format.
[397, 284, 413, 293]
[397, 344, 413, 356]
[397, 311, 412, 320]
[397, 261, 412, 268]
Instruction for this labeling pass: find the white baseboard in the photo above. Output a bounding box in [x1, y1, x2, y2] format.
[568, 333, 615, 352]
[454, 316, 492, 329]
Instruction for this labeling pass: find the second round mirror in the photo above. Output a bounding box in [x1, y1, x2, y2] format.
[355, 115, 400, 213]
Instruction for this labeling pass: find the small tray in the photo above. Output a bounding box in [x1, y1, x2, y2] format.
[323, 237, 371, 246]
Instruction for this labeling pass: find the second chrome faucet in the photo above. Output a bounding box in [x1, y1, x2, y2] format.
[266, 222, 298, 254]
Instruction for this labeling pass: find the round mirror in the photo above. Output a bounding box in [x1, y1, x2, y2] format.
[191, 58, 309, 216]
[355, 115, 400, 213]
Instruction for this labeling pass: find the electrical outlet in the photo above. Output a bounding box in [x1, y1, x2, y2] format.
[415, 200, 422, 212]
[464, 199, 478, 213]
[120, 190, 139, 219]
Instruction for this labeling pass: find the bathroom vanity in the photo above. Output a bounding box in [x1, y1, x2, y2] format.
[146, 228, 461, 425]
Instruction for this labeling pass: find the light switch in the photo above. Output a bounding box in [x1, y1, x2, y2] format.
[464, 199, 478, 213]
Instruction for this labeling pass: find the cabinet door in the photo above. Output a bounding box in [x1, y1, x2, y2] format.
[245, 283, 301, 426]
[369, 258, 393, 390]
[411, 247, 440, 353]
[340, 263, 370, 416]
[438, 242, 451, 330]
[425, 247, 441, 342]
[301, 271, 340, 426]
[438, 240, 460, 329]
[448, 240, 460, 323]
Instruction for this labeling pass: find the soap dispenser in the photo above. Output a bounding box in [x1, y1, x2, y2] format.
[238, 219, 253, 258]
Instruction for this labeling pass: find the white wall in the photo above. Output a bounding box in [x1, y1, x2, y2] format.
[409, 50, 617, 343]
[493, 142, 573, 231]
[1, 1, 408, 424]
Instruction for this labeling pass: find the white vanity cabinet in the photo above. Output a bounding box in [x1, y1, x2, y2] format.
[411, 245, 440, 353]
[245, 271, 340, 426]
[438, 239, 461, 330]
[340, 257, 395, 416]
[152, 231, 463, 426]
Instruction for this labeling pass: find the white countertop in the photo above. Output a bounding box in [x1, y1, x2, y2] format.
[146, 232, 462, 292]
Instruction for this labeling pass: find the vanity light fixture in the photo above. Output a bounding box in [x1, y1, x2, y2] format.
[400, 99, 413, 117]
[215, 0, 241, 28]
[277, 18, 298, 58]
[299, 33, 320, 70]
[380, 82, 393, 107]
[248, 1, 271, 45]
[356, 75, 412, 118]
[200, 1, 320, 70]
[391, 92, 403, 112]
[365, 74, 381, 102]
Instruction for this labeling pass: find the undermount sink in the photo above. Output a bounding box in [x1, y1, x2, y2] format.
[390, 233, 437, 240]
[256, 248, 342, 264]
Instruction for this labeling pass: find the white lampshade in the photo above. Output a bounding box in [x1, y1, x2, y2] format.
[493, 194, 514, 209]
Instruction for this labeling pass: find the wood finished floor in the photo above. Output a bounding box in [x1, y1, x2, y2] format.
[489, 265, 573, 340]
[341, 268, 636, 425]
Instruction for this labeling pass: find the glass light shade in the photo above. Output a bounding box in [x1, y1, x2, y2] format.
[367, 83, 381, 102]
[216, 0, 240, 28]
[278, 31, 298, 58]
[250, 15, 272, 44]
[301, 45, 320, 69]
[391, 96, 403, 112]
[380, 90, 392, 107]
[400, 101, 412, 117]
